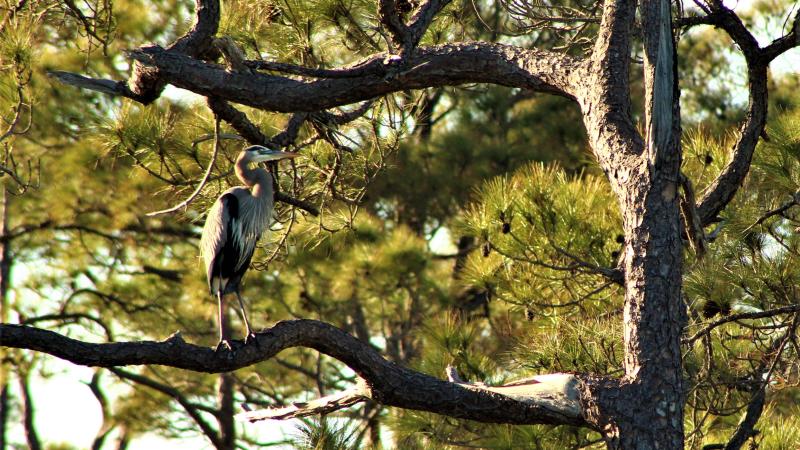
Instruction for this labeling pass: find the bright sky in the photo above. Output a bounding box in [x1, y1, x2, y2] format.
[7, 0, 800, 448]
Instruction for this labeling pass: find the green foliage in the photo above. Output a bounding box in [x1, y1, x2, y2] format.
[680, 108, 800, 448]
[459, 163, 621, 312]
[291, 419, 361, 450]
[4, 0, 800, 448]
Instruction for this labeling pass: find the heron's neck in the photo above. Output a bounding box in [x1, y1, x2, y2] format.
[235, 156, 273, 198]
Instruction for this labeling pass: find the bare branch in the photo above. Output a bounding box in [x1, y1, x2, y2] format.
[723, 315, 799, 450]
[378, 0, 409, 50]
[684, 304, 800, 344]
[145, 117, 221, 217]
[49, 0, 221, 103]
[1, 320, 589, 427]
[760, 7, 800, 63]
[406, 0, 453, 50]
[742, 189, 800, 234]
[691, 2, 799, 225]
[679, 174, 706, 257]
[17, 365, 41, 450]
[109, 366, 222, 447]
[238, 378, 370, 422]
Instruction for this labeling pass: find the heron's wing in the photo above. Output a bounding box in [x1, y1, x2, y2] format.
[200, 193, 232, 288]
[228, 188, 259, 273]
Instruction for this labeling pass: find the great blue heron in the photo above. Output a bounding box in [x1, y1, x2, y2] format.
[200, 145, 299, 351]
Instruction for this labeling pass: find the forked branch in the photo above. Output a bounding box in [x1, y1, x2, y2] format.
[690, 2, 800, 225]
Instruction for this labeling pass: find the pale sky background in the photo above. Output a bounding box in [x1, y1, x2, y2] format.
[5, 0, 800, 448]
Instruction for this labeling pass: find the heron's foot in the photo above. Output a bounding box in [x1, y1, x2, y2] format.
[215, 339, 233, 353]
[244, 332, 259, 347]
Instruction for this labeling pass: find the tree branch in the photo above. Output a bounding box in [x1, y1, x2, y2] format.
[127, 0, 220, 103]
[742, 189, 800, 234]
[684, 304, 800, 344]
[108, 366, 222, 448]
[113, 43, 579, 111]
[761, 7, 800, 63]
[238, 378, 371, 421]
[693, 3, 800, 225]
[406, 0, 453, 50]
[378, 0, 409, 50]
[1, 320, 589, 427]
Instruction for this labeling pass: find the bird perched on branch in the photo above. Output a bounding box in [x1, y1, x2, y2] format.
[200, 145, 299, 351]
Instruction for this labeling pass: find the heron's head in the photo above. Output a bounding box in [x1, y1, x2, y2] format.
[243, 145, 300, 163]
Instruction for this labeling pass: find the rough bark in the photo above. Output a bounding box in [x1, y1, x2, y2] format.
[125, 43, 579, 112]
[575, 0, 686, 447]
[0, 321, 587, 427]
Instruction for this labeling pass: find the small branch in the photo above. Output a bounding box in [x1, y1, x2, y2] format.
[17, 366, 42, 450]
[88, 371, 116, 450]
[741, 189, 800, 234]
[378, 0, 409, 50]
[238, 379, 370, 422]
[723, 315, 799, 450]
[684, 304, 800, 344]
[145, 117, 221, 217]
[761, 8, 800, 63]
[680, 174, 706, 257]
[47, 70, 135, 94]
[406, 0, 453, 50]
[108, 366, 222, 447]
[273, 192, 319, 216]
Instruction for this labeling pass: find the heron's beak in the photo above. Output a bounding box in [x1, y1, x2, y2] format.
[255, 148, 300, 162]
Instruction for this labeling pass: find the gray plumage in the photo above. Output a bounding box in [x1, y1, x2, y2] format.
[200, 145, 298, 350]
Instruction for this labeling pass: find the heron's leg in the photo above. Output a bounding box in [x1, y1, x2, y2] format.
[215, 291, 233, 352]
[235, 291, 257, 345]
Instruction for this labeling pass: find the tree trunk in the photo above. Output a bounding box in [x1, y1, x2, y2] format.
[0, 385, 8, 450]
[579, 0, 686, 447]
[0, 188, 10, 450]
[18, 368, 42, 450]
[217, 309, 235, 450]
[217, 373, 235, 450]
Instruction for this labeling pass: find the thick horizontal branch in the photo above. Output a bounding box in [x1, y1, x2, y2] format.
[1, 320, 589, 427]
[122, 42, 579, 112]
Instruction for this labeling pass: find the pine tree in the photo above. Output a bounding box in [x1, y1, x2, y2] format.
[2, 0, 800, 449]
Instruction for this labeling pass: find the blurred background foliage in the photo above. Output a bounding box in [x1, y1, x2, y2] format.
[1, 0, 799, 448]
